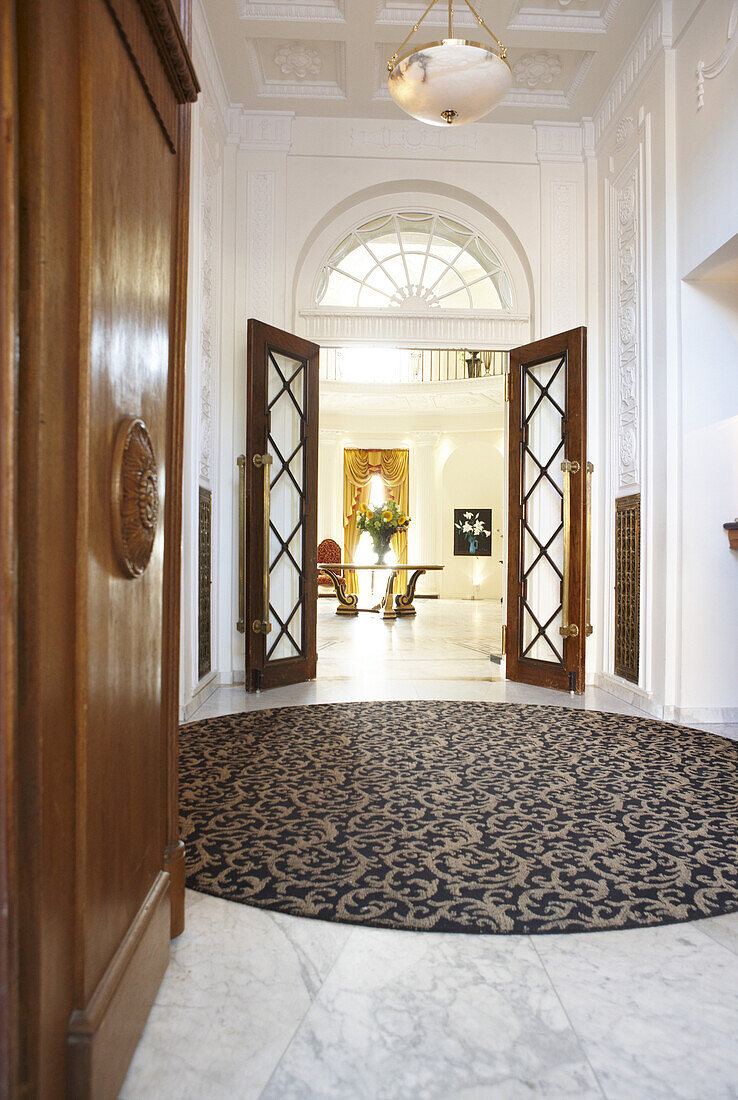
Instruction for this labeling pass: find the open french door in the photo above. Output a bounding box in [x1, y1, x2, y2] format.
[239, 319, 320, 692]
[505, 327, 591, 693]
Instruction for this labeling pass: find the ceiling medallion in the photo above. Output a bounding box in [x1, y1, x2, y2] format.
[111, 416, 159, 579]
[386, 0, 511, 127]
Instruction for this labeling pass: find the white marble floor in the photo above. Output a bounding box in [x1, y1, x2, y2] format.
[121, 601, 738, 1099]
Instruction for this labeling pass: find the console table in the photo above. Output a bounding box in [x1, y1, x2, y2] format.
[317, 563, 444, 621]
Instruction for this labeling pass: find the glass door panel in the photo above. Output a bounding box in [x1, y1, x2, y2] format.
[506, 328, 588, 693]
[242, 321, 320, 692]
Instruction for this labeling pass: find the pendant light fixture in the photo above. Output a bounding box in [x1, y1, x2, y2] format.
[387, 0, 511, 127]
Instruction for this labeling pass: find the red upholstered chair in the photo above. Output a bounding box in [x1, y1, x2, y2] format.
[318, 538, 344, 591]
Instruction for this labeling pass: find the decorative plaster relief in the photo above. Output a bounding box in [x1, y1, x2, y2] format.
[513, 52, 563, 88]
[228, 109, 294, 149]
[199, 151, 218, 483]
[193, 0, 230, 136]
[593, 4, 664, 142]
[350, 125, 477, 153]
[534, 121, 583, 162]
[697, 2, 738, 109]
[509, 0, 622, 34]
[247, 172, 276, 322]
[239, 0, 345, 20]
[615, 116, 635, 148]
[611, 155, 641, 491]
[273, 42, 323, 78]
[376, 1, 475, 28]
[300, 309, 529, 349]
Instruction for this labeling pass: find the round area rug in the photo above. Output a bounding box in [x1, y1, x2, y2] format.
[179, 701, 738, 935]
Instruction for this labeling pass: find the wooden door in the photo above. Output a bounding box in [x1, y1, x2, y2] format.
[505, 328, 590, 693]
[12, 0, 197, 1095]
[242, 320, 320, 692]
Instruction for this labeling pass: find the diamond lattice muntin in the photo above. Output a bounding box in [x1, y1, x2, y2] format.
[267, 350, 307, 662]
[520, 354, 567, 665]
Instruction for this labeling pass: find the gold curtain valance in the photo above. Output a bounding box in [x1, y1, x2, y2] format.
[343, 447, 409, 522]
[343, 447, 410, 593]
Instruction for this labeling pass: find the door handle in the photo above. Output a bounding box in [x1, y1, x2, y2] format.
[237, 455, 246, 633]
[586, 462, 594, 637]
[559, 459, 580, 639]
[252, 453, 273, 636]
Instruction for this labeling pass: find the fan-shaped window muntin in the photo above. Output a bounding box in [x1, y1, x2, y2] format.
[315, 212, 513, 311]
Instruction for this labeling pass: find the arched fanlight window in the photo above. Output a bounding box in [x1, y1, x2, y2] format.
[315, 212, 514, 311]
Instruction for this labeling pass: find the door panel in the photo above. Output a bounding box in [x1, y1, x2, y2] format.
[13, 0, 197, 1094]
[244, 320, 320, 692]
[506, 328, 588, 693]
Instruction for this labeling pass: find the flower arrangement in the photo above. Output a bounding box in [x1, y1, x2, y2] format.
[356, 499, 411, 563]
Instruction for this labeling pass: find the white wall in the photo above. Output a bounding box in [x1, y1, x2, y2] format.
[591, 0, 738, 722]
[440, 439, 505, 600]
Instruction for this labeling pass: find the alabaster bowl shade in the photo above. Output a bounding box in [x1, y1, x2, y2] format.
[388, 40, 512, 127]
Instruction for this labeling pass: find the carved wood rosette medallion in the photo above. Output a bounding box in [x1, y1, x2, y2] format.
[111, 417, 160, 578]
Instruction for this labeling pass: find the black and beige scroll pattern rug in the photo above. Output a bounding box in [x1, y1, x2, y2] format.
[179, 701, 738, 935]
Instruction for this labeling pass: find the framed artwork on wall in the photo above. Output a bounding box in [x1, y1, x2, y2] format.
[454, 509, 492, 556]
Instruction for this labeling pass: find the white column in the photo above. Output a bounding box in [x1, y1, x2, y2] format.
[412, 432, 442, 596]
[318, 430, 343, 549]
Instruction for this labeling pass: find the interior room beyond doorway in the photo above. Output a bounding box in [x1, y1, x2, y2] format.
[317, 345, 507, 680]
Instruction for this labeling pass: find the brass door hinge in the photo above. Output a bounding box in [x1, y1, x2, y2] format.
[501, 624, 507, 652]
[504, 370, 510, 403]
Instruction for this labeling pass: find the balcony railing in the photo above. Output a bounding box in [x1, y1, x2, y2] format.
[319, 347, 508, 384]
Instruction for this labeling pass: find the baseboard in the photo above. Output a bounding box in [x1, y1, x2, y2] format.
[164, 840, 186, 939]
[594, 673, 664, 719]
[67, 872, 170, 1099]
[180, 670, 219, 722]
[662, 705, 738, 725]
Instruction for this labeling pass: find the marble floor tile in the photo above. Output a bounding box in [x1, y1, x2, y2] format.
[120, 891, 352, 1100]
[261, 927, 604, 1100]
[696, 911, 738, 956]
[135, 601, 738, 1098]
[533, 922, 738, 1100]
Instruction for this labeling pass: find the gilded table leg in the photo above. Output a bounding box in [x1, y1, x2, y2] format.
[323, 567, 359, 616]
[380, 569, 398, 621]
[395, 568, 426, 616]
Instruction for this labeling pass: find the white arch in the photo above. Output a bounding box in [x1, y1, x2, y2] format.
[292, 181, 534, 350]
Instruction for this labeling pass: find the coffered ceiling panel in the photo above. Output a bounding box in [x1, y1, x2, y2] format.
[246, 37, 347, 98]
[205, 0, 654, 124]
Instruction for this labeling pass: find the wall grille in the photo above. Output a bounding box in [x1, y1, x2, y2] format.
[614, 494, 640, 684]
[198, 487, 212, 681]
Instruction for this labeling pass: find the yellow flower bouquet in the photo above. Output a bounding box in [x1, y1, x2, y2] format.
[356, 499, 411, 563]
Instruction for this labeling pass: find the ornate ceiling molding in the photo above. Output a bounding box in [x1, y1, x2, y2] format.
[192, 0, 230, 137]
[504, 51, 594, 108]
[534, 121, 584, 162]
[508, 0, 622, 34]
[239, 0, 345, 20]
[697, 2, 738, 110]
[593, 2, 665, 144]
[227, 109, 295, 149]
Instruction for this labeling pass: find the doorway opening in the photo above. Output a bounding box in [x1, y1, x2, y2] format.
[316, 343, 507, 683]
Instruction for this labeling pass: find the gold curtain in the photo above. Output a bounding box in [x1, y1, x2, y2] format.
[343, 448, 410, 595]
[380, 450, 409, 590]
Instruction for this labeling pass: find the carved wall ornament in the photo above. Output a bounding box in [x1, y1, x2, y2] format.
[273, 42, 323, 79]
[111, 417, 159, 578]
[512, 52, 562, 88]
[610, 160, 641, 492]
[616, 116, 634, 148]
[697, 2, 738, 109]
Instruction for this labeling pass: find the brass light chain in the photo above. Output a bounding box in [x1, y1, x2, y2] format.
[386, 0, 507, 72]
